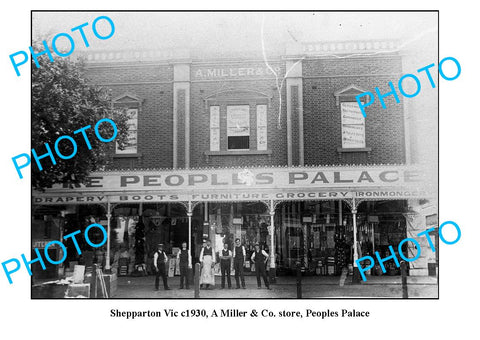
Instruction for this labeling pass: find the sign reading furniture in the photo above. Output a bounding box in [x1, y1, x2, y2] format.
[34, 190, 433, 204]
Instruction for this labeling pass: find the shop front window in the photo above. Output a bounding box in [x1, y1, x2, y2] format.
[109, 203, 196, 276]
[275, 201, 344, 274]
[206, 202, 269, 272]
[274, 200, 408, 277]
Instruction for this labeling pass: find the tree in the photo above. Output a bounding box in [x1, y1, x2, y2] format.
[32, 40, 129, 190]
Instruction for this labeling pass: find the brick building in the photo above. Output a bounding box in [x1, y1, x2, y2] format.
[33, 38, 437, 281]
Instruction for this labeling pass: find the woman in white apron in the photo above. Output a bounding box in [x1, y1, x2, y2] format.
[199, 240, 215, 289]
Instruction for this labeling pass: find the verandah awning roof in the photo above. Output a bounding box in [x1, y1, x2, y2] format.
[32, 164, 436, 205]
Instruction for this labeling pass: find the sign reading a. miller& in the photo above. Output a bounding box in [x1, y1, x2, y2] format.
[193, 65, 282, 80]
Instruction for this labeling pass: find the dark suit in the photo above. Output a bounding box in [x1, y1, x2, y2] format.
[220, 249, 232, 288]
[154, 250, 168, 289]
[252, 250, 270, 288]
[233, 245, 246, 288]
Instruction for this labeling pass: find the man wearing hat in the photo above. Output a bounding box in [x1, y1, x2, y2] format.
[232, 238, 246, 289]
[219, 242, 233, 289]
[251, 243, 271, 289]
[153, 244, 170, 291]
[199, 239, 215, 289]
[176, 241, 192, 289]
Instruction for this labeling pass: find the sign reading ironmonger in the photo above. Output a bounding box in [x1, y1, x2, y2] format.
[33, 189, 432, 204]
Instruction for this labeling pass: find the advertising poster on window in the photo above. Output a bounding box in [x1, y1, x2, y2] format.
[227, 105, 250, 136]
[209, 106, 220, 151]
[257, 104, 267, 150]
[341, 102, 365, 148]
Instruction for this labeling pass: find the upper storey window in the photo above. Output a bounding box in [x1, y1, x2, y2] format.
[340, 102, 365, 149]
[205, 89, 272, 156]
[227, 105, 250, 150]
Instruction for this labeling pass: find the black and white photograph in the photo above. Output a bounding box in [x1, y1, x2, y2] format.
[0, 2, 478, 338]
[29, 11, 438, 299]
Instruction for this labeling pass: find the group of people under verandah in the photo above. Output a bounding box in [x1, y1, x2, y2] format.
[153, 238, 271, 291]
[153, 242, 191, 291]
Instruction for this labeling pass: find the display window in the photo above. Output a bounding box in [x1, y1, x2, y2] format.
[205, 202, 269, 272]
[30, 199, 410, 280]
[274, 200, 408, 276]
[275, 201, 344, 274]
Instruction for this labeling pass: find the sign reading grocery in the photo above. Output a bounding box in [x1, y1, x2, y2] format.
[33, 189, 431, 205]
[32, 166, 434, 204]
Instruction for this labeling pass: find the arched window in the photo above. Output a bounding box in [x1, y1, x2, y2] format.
[334, 85, 369, 149]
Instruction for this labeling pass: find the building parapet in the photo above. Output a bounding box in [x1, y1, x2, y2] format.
[78, 48, 190, 65]
[286, 40, 401, 58]
[78, 39, 401, 65]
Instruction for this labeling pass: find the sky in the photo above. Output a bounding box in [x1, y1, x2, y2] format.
[32, 12, 437, 55]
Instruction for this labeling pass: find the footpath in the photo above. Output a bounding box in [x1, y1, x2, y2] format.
[113, 275, 438, 299]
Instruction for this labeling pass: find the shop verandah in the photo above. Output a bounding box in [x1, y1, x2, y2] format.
[32, 197, 432, 283]
[31, 165, 436, 284]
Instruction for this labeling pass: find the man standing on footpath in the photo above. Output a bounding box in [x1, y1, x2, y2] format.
[233, 238, 246, 289]
[220, 243, 233, 289]
[199, 239, 215, 289]
[153, 244, 170, 291]
[251, 243, 271, 289]
[177, 241, 192, 289]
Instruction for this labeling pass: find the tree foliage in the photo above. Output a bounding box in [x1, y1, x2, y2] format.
[32, 41, 129, 190]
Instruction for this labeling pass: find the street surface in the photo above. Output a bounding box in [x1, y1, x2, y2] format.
[113, 275, 438, 298]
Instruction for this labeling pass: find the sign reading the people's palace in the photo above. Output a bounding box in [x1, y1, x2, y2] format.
[37, 166, 431, 193]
